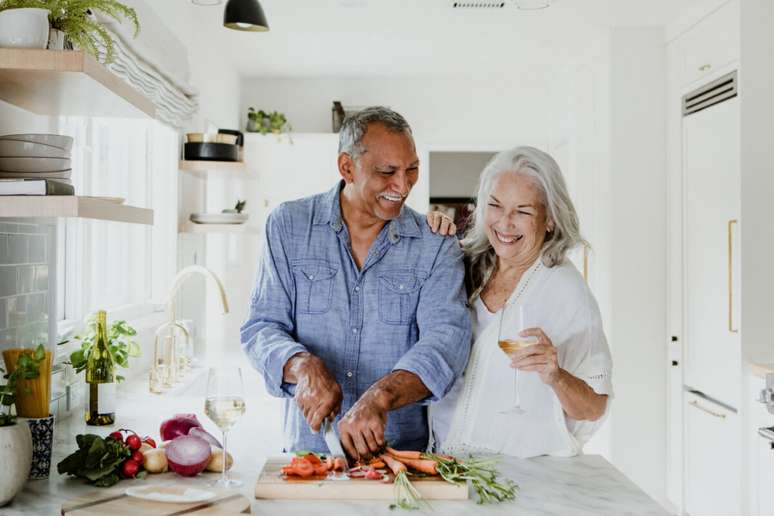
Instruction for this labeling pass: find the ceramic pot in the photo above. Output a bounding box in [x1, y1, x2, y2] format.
[25, 414, 54, 480]
[47, 28, 72, 51]
[0, 8, 50, 50]
[0, 422, 32, 506]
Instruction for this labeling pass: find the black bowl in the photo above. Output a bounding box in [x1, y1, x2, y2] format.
[184, 142, 239, 162]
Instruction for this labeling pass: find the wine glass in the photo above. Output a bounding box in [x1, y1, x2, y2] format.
[204, 367, 246, 488]
[497, 304, 537, 414]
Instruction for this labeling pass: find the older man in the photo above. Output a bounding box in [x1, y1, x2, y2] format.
[240, 106, 471, 459]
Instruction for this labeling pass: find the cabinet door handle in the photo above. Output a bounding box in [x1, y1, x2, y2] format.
[689, 399, 726, 419]
[728, 219, 738, 333]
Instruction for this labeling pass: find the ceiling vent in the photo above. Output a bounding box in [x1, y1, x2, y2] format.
[682, 71, 738, 116]
[451, 1, 508, 8]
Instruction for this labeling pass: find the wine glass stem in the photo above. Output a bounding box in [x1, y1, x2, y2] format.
[221, 429, 229, 484]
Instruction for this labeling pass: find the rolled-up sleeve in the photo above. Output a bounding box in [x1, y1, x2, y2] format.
[392, 237, 472, 402]
[240, 206, 307, 397]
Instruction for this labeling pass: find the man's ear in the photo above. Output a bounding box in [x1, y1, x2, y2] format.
[338, 153, 355, 183]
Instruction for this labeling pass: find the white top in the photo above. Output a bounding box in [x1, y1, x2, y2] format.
[430, 257, 613, 458]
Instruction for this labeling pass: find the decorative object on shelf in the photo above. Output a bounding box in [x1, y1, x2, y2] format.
[26, 413, 54, 479]
[184, 141, 239, 162]
[223, 0, 268, 32]
[332, 101, 345, 132]
[218, 129, 243, 147]
[152, 266, 229, 394]
[0, 0, 140, 64]
[65, 313, 140, 383]
[222, 199, 246, 214]
[246, 108, 290, 134]
[0, 7, 50, 49]
[0, 421, 32, 506]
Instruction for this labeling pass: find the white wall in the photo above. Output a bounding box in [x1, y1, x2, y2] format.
[608, 27, 668, 507]
[740, 1, 774, 364]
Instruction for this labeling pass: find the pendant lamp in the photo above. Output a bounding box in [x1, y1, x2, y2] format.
[223, 0, 269, 32]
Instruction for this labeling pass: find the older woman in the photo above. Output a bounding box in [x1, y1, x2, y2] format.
[427, 146, 612, 458]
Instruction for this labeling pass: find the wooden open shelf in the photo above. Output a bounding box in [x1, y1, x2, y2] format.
[179, 160, 248, 179]
[0, 196, 153, 225]
[179, 222, 259, 235]
[0, 49, 155, 118]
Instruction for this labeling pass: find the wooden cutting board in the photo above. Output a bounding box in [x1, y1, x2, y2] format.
[254, 457, 468, 500]
[61, 487, 251, 515]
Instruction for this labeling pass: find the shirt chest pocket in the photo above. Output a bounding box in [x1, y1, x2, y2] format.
[378, 270, 426, 326]
[292, 260, 338, 314]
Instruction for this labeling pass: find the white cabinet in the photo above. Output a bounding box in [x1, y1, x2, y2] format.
[243, 133, 340, 228]
[683, 96, 741, 409]
[685, 392, 741, 516]
[680, 1, 739, 87]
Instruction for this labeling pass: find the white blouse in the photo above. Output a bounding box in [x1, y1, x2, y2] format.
[430, 257, 613, 458]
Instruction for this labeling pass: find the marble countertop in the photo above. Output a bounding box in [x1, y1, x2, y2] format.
[3, 373, 668, 516]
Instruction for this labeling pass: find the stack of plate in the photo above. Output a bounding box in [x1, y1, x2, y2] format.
[0, 134, 74, 180]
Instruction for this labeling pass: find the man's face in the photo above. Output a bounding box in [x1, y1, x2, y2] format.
[340, 122, 419, 221]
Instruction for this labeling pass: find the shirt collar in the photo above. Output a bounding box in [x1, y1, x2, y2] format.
[314, 180, 422, 241]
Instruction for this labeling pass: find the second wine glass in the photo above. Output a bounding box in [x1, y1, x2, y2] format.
[497, 304, 537, 414]
[204, 367, 246, 488]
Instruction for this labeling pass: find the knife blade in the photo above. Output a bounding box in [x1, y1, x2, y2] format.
[322, 417, 349, 473]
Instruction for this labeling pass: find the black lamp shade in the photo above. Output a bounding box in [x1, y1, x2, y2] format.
[224, 0, 269, 32]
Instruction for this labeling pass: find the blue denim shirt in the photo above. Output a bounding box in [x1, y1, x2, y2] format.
[241, 181, 471, 453]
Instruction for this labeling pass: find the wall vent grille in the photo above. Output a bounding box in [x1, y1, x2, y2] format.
[451, 1, 508, 9]
[682, 71, 738, 116]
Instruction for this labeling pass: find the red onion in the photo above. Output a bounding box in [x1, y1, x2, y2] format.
[189, 426, 222, 449]
[159, 413, 202, 441]
[165, 435, 211, 477]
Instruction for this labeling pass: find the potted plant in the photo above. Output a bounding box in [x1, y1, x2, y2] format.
[246, 108, 291, 134]
[0, 0, 139, 63]
[0, 344, 46, 505]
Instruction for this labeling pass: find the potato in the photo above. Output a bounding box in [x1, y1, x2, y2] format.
[206, 447, 233, 472]
[142, 448, 168, 474]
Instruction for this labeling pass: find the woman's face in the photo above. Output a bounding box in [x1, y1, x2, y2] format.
[484, 171, 551, 265]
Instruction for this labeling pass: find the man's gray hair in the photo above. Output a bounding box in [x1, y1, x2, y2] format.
[338, 106, 413, 159]
[462, 146, 587, 302]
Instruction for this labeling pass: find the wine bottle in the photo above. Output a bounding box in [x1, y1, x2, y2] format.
[85, 310, 116, 425]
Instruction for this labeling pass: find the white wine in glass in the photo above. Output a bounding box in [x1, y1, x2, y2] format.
[497, 304, 537, 414]
[204, 367, 246, 488]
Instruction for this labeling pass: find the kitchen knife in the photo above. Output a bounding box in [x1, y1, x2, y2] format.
[322, 417, 349, 473]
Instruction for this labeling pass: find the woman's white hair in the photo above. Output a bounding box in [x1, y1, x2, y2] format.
[461, 146, 587, 302]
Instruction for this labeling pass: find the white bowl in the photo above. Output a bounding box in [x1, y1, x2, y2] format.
[0, 8, 50, 49]
[190, 213, 248, 224]
[0, 140, 70, 159]
[0, 169, 71, 179]
[0, 157, 71, 173]
[0, 134, 73, 152]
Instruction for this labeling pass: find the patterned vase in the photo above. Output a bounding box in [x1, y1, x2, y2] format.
[25, 415, 54, 480]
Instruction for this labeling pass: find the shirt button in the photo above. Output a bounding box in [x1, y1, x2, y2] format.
[309, 275, 315, 280]
[399, 284, 404, 290]
[352, 328, 358, 334]
[346, 371, 353, 378]
[354, 286, 360, 292]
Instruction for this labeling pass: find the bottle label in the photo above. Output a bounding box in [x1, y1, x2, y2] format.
[97, 383, 116, 414]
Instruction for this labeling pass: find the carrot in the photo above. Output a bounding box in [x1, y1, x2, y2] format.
[395, 457, 438, 475]
[385, 447, 422, 460]
[325, 456, 334, 471]
[369, 459, 386, 469]
[380, 453, 408, 476]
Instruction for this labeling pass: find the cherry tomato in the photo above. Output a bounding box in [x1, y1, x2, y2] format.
[120, 459, 140, 478]
[142, 436, 157, 448]
[108, 431, 123, 441]
[130, 450, 144, 464]
[125, 434, 142, 451]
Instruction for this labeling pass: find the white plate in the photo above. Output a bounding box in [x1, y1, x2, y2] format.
[0, 157, 71, 173]
[0, 140, 70, 159]
[190, 213, 248, 224]
[0, 134, 73, 151]
[0, 169, 71, 179]
[125, 484, 216, 504]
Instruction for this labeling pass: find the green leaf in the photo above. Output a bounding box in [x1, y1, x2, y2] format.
[76, 433, 99, 450]
[92, 472, 120, 487]
[84, 437, 107, 469]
